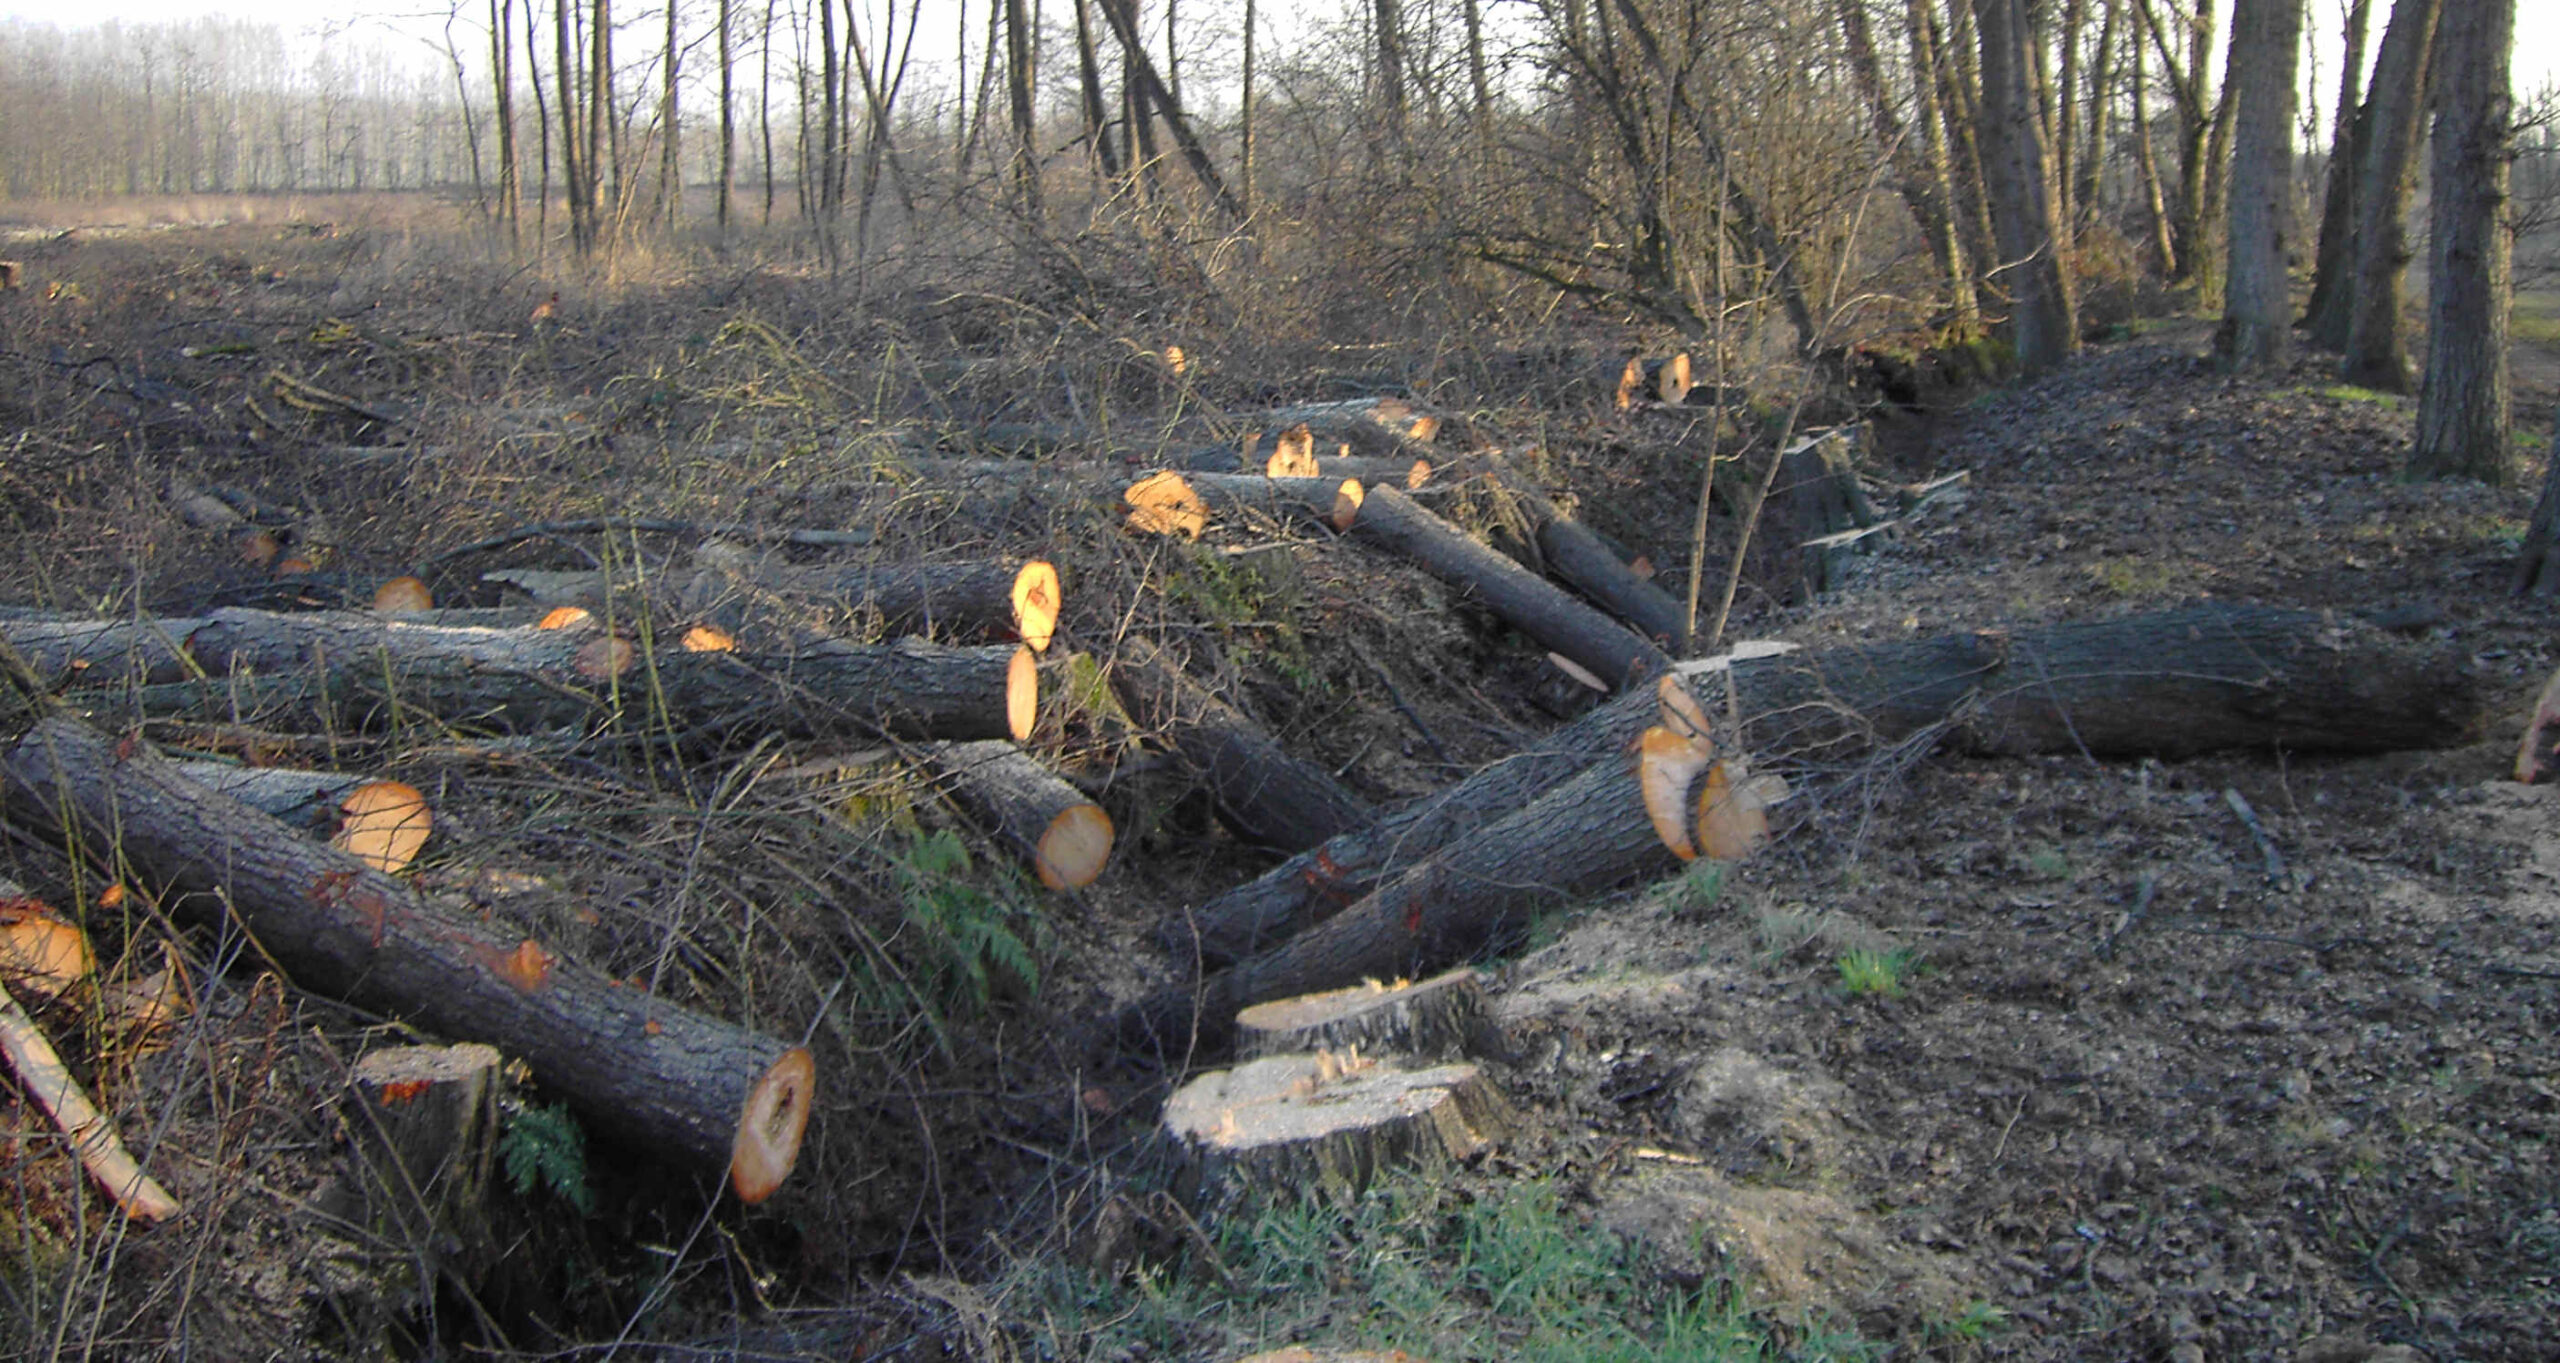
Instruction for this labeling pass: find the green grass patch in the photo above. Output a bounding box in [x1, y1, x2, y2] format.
[1011, 1171, 1879, 1361]
[2088, 556, 2177, 599]
[2313, 383, 2408, 410]
[1836, 947, 1917, 999]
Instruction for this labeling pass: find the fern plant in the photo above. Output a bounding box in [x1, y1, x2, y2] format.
[889, 828, 1050, 1010]
[499, 1099, 595, 1216]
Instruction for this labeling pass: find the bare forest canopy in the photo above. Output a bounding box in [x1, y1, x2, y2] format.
[4, 3, 2552, 343]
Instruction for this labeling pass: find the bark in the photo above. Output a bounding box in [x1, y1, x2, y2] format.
[1729, 604, 2476, 761]
[1350, 485, 1674, 691]
[88, 609, 1036, 744]
[2338, 0, 2441, 389]
[2406, 0, 2514, 484]
[1777, 428, 1889, 599]
[1162, 1053, 1512, 1201]
[1227, 398, 1449, 461]
[2216, 0, 2303, 371]
[1170, 675, 1701, 966]
[0, 718, 815, 1199]
[1974, 0, 2078, 373]
[2131, 27, 2181, 273]
[1144, 727, 1693, 1051]
[920, 739, 1114, 890]
[1004, 0, 1041, 213]
[1907, 0, 1984, 321]
[1475, 454, 1692, 650]
[2301, 0, 2375, 343]
[2512, 405, 2560, 595]
[691, 558, 1062, 651]
[1144, 473, 1365, 534]
[306, 1042, 504, 1338]
[1108, 639, 1375, 854]
[1235, 968, 1489, 1061]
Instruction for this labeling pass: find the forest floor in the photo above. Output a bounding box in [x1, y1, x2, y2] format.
[2, 204, 2558, 1362]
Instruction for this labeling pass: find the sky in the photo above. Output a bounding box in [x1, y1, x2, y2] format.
[0, 0, 2552, 111]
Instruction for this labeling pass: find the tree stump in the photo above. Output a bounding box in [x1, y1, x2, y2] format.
[1234, 970, 1489, 1061]
[1163, 1052, 1514, 1201]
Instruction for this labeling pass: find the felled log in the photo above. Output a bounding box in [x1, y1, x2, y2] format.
[1309, 455, 1432, 488]
[1727, 604, 2477, 761]
[1234, 969, 1488, 1061]
[2, 613, 206, 686]
[1169, 675, 1705, 965]
[1226, 398, 1447, 461]
[1126, 473, 1364, 535]
[1474, 453, 1691, 650]
[0, 717, 815, 1201]
[1349, 485, 1673, 691]
[1162, 1051, 1512, 1201]
[1138, 715, 1739, 1052]
[1109, 639, 1374, 854]
[90, 609, 1035, 743]
[921, 740, 1115, 890]
[693, 558, 1062, 652]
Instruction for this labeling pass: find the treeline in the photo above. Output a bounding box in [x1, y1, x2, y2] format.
[0, 19, 474, 199]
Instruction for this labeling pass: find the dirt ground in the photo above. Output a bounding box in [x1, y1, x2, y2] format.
[3, 208, 2559, 1361]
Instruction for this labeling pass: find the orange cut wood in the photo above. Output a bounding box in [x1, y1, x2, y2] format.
[1637, 726, 1716, 862]
[1124, 471, 1209, 538]
[1012, 560, 1062, 652]
[1655, 674, 1713, 745]
[372, 576, 434, 614]
[0, 898, 94, 1002]
[1264, 423, 1320, 478]
[537, 605, 595, 631]
[680, 624, 736, 653]
[331, 781, 432, 874]
[1694, 762, 1771, 862]
[729, 1047, 816, 1203]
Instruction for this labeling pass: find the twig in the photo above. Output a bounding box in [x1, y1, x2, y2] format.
[1349, 639, 1456, 768]
[2222, 787, 2289, 888]
[419, 517, 876, 571]
[0, 979, 180, 1223]
[2098, 873, 2159, 960]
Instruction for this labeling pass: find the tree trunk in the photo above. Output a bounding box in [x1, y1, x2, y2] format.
[1350, 485, 1674, 691]
[1108, 639, 1375, 854]
[1139, 724, 1703, 1051]
[0, 717, 815, 1201]
[920, 740, 1113, 890]
[1906, 0, 1983, 323]
[2512, 405, 2560, 594]
[1475, 453, 1692, 650]
[1973, 0, 2078, 373]
[2216, 0, 2303, 370]
[1169, 674, 1704, 966]
[1004, 0, 1041, 214]
[1843, 0, 1970, 327]
[717, 0, 735, 235]
[2131, 27, 2180, 273]
[2338, 0, 2441, 390]
[1162, 1053, 1512, 1201]
[2406, 0, 2514, 483]
[1094, 0, 1242, 218]
[2301, 0, 2375, 343]
[93, 609, 1037, 744]
[689, 558, 1062, 652]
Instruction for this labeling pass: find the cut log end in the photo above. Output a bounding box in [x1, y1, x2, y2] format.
[1265, 424, 1320, 478]
[1013, 560, 1062, 653]
[372, 576, 434, 614]
[1005, 646, 1039, 742]
[729, 1046, 816, 1204]
[1164, 1053, 1514, 1200]
[1126, 472, 1209, 539]
[1034, 803, 1115, 890]
[1331, 480, 1365, 532]
[1656, 674, 1712, 745]
[331, 781, 433, 875]
[1638, 726, 1717, 862]
[537, 606, 595, 631]
[1234, 969, 1487, 1060]
[1695, 762, 1771, 862]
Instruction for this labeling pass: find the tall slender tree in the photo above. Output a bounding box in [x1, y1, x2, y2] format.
[1975, 0, 2077, 372]
[2337, 0, 2440, 389]
[2408, 0, 2515, 482]
[2216, 0, 2302, 369]
[2299, 0, 2374, 340]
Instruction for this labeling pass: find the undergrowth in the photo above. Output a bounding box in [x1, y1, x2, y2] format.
[1007, 1169, 1879, 1362]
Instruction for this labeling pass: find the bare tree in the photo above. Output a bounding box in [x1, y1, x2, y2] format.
[2216, 0, 2302, 369]
[2408, 0, 2514, 482]
[492, 0, 523, 250]
[1975, 0, 2076, 371]
[1005, 0, 1041, 212]
[1840, 0, 1975, 325]
[2299, 0, 2374, 342]
[716, 0, 734, 235]
[2337, 0, 2440, 389]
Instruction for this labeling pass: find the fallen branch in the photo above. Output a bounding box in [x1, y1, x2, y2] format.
[1110, 639, 1374, 854]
